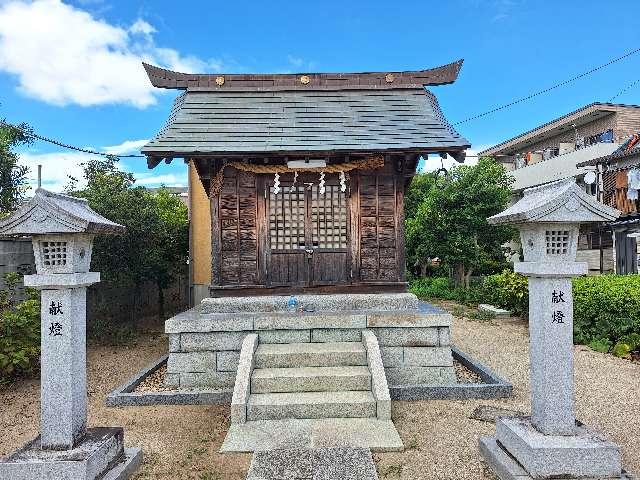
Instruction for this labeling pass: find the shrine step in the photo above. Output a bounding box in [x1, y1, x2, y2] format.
[251, 366, 372, 394]
[247, 391, 377, 421]
[254, 342, 367, 369]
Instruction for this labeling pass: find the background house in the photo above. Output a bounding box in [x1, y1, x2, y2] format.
[480, 103, 640, 274]
[578, 139, 640, 274]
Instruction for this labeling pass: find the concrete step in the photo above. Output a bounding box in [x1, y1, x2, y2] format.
[247, 391, 377, 421]
[254, 342, 367, 369]
[251, 366, 372, 393]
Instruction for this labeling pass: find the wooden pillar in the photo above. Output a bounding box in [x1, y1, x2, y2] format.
[349, 166, 361, 283]
[256, 169, 268, 286]
[395, 155, 409, 282]
[210, 159, 222, 287]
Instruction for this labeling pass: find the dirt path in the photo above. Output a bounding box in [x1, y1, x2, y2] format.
[1, 310, 638, 480]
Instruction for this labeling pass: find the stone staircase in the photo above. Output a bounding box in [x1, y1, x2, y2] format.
[223, 331, 402, 453]
[230, 331, 391, 424]
[247, 342, 376, 421]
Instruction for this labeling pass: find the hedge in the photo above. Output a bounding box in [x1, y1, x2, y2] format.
[410, 272, 640, 357]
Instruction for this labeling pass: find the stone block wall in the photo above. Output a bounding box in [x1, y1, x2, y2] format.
[164, 294, 455, 389]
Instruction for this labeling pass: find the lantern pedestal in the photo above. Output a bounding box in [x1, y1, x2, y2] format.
[0, 428, 141, 480]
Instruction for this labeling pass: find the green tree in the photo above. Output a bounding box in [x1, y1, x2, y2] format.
[70, 157, 188, 320]
[0, 122, 32, 217]
[405, 157, 516, 287]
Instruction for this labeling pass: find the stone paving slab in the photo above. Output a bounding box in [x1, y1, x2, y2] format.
[246, 447, 378, 480]
[220, 418, 403, 453]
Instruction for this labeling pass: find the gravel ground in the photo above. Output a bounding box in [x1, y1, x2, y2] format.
[1, 307, 638, 480]
[374, 302, 640, 479]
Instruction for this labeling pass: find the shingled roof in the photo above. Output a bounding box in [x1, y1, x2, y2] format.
[141, 61, 470, 164]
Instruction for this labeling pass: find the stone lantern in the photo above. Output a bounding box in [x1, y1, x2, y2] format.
[479, 180, 631, 480]
[0, 189, 141, 480]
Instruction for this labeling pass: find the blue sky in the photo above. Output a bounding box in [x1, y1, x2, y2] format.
[0, 0, 639, 191]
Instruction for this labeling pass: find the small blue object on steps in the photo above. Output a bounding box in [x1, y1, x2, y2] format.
[287, 295, 298, 312]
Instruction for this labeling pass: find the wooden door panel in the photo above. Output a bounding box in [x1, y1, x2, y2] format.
[267, 185, 307, 286]
[312, 252, 348, 284]
[310, 184, 349, 285]
[269, 252, 308, 286]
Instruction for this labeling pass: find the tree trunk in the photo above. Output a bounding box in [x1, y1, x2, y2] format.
[464, 268, 473, 289]
[157, 282, 165, 321]
[420, 262, 428, 277]
[452, 263, 465, 287]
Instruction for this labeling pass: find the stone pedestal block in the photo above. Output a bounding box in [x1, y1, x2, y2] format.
[526, 276, 576, 435]
[165, 296, 456, 389]
[39, 288, 88, 450]
[494, 417, 622, 479]
[0, 427, 142, 480]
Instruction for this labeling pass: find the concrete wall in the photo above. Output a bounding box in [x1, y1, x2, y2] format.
[0, 238, 188, 323]
[188, 161, 212, 305]
[0, 239, 35, 302]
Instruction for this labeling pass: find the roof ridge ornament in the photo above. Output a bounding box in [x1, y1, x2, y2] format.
[141, 59, 464, 91]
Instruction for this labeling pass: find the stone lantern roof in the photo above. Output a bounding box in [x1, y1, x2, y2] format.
[0, 189, 124, 236]
[488, 179, 620, 226]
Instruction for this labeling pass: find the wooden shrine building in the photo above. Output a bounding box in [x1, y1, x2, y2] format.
[141, 61, 470, 297]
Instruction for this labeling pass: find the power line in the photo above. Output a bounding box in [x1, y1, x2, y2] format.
[609, 77, 640, 102]
[4, 48, 640, 151]
[0, 120, 145, 158]
[452, 47, 640, 126]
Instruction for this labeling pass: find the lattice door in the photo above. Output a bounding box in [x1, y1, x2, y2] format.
[267, 181, 349, 286]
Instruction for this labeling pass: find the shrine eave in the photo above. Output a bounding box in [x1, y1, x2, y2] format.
[142, 59, 464, 91]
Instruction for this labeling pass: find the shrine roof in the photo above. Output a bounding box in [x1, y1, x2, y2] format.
[142, 85, 469, 163]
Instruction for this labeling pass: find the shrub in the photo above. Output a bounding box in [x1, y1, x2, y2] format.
[0, 273, 40, 383]
[409, 276, 486, 304]
[479, 270, 529, 317]
[573, 275, 640, 350]
[410, 273, 640, 358]
[587, 337, 612, 353]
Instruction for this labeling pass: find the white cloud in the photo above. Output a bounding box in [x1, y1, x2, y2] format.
[102, 139, 149, 155]
[0, 0, 219, 108]
[19, 151, 91, 192]
[135, 172, 187, 187]
[17, 138, 186, 192]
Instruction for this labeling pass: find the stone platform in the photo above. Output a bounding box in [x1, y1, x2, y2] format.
[0, 427, 142, 480]
[164, 293, 455, 389]
[221, 418, 403, 453]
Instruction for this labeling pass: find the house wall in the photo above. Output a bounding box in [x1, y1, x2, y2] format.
[500, 106, 640, 167]
[509, 114, 617, 161]
[188, 161, 212, 304]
